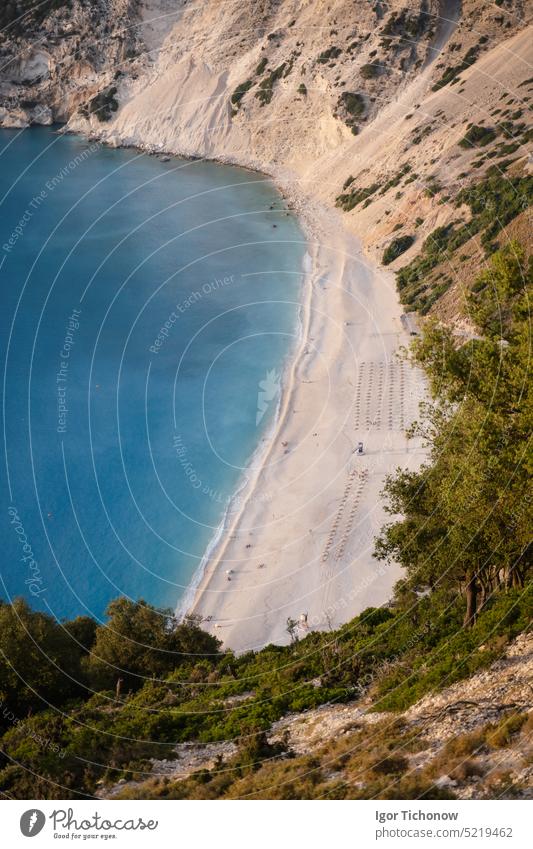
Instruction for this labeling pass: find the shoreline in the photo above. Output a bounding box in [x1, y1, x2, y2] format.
[185, 228, 316, 626]
[182, 181, 427, 652]
[63, 125, 428, 652]
[176, 240, 313, 625]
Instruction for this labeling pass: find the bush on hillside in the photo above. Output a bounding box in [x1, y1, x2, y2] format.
[382, 235, 414, 264]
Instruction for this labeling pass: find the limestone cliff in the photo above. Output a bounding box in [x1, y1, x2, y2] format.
[0, 0, 142, 126]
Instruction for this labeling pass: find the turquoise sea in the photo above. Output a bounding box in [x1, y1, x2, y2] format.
[0, 127, 305, 621]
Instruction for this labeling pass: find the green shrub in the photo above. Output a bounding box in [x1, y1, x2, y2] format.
[432, 47, 479, 91]
[424, 177, 442, 197]
[85, 86, 119, 122]
[382, 235, 414, 265]
[336, 182, 381, 211]
[317, 46, 342, 63]
[383, 9, 428, 38]
[375, 588, 532, 712]
[361, 63, 379, 79]
[459, 125, 496, 149]
[370, 754, 409, 775]
[230, 79, 253, 108]
[485, 713, 528, 748]
[452, 760, 485, 781]
[255, 64, 287, 105]
[340, 91, 365, 117]
[379, 164, 412, 195]
[396, 173, 533, 311]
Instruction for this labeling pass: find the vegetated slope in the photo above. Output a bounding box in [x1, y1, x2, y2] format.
[108, 631, 533, 800]
[0, 573, 531, 799]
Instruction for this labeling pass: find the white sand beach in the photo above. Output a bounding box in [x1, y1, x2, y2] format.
[188, 195, 427, 651]
[61, 0, 511, 651]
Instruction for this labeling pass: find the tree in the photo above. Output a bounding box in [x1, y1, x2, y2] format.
[63, 615, 97, 654]
[86, 598, 221, 691]
[0, 599, 87, 718]
[286, 617, 299, 644]
[375, 242, 532, 625]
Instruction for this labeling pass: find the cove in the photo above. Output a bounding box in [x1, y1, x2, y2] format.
[0, 126, 306, 621]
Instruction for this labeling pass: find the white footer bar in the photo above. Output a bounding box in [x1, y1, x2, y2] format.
[4, 799, 531, 848]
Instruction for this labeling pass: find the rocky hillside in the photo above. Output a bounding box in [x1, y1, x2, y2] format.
[1, 1, 531, 323]
[104, 631, 533, 800]
[0, 0, 141, 126]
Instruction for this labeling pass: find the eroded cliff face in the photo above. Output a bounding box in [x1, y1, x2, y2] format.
[0, 0, 142, 126]
[1, 1, 531, 320]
